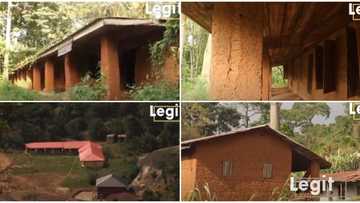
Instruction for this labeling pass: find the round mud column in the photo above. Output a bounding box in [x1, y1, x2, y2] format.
[210, 3, 264, 100]
[64, 53, 80, 90]
[100, 35, 122, 100]
[33, 65, 42, 91]
[44, 59, 55, 93]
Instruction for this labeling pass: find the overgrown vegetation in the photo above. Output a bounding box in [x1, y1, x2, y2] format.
[68, 74, 106, 101]
[130, 82, 179, 101]
[181, 16, 210, 100]
[149, 18, 179, 69]
[181, 77, 208, 100]
[185, 183, 217, 201]
[0, 80, 41, 100]
[272, 66, 288, 88]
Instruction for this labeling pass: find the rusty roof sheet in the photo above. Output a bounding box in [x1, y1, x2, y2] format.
[323, 170, 360, 182]
[182, 125, 331, 170]
[12, 17, 165, 72]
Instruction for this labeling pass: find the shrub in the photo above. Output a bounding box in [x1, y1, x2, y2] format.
[86, 169, 98, 185]
[130, 82, 179, 101]
[0, 80, 41, 100]
[68, 74, 106, 100]
[181, 77, 208, 100]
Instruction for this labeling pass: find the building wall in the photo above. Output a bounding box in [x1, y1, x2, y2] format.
[320, 182, 360, 201]
[210, 3, 264, 100]
[287, 26, 360, 100]
[186, 130, 292, 200]
[181, 155, 197, 199]
[134, 45, 152, 85]
[82, 161, 104, 168]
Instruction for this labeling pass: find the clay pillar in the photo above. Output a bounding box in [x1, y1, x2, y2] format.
[64, 53, 80, 90]
[309, 160, 320, 177]
[26, 69, 33, 89]
[101, 34, 122, 100]
[262, 52, 271, 100]
[210, 3, 264, 100]
[33, 65, 41, 91]
[44, 59, 55, 92]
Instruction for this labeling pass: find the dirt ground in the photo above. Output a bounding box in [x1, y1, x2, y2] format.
[0, 153, 73, 201]
[0, 153, 11, 172]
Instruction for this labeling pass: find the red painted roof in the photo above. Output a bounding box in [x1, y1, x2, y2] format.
[79, 142, 105, 162]
[25, 141, 105, 162]
[25, 141, 91, 149]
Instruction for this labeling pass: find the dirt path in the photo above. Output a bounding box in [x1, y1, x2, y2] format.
[0, 153, 11, 173]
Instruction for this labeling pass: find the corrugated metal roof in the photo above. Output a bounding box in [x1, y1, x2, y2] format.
[323, 170, 360, 182]
[12, 17, 165, 72]
[96, 174, 126, 188]
[25, 140, 105, 162]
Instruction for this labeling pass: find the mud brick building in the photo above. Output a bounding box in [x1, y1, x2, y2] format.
[181, 125, 331, 200]
[182, 2, 360, 100]
[9, 17, 178, 100]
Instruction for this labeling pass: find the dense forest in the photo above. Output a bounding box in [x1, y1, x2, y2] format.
[182, 103, 360, 172]
[0, 103, 179, 152]
[0, 2, 150, 70]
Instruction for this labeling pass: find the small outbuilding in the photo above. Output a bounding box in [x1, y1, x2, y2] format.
[321, 170, 360, 201]
[96, 174, 127, 200]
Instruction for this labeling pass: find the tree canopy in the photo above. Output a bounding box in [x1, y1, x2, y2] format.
[0, 103, 179, 153]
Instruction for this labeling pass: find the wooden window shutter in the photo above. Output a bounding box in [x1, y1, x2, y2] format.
[263, 163, 272, 178]
[222, 160, 233, 177]
[347, 27, 360, 97]
[315, 46, 324, 89]
[323, 40, 336, 93]
[307, 53, 314, 94]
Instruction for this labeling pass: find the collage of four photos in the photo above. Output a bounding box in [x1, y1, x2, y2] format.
[1, 1, 360, 201]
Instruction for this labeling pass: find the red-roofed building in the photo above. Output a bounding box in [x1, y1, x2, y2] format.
[25, 141, 105, 168]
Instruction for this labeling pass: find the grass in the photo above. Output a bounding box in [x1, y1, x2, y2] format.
[7, 143, 139, 189]
[0, 80, 42, 101]
[181, 77, 209, 100]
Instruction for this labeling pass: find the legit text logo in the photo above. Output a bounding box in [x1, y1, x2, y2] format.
[290, 176, 334, 195]
[349, 3, 360, 21]
[349, 102, 360, 120]
[145, 2, 179, 19]
[150, 104, 179, 122]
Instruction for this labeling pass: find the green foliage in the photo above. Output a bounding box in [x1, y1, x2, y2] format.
[150, 19, 179, 69]
[181, 77, 208, 100]
[0, 80, 41, 100]
[272, 66, 288, 88]
[68, 74, 106, 101]
[0, 103, 178, 151]
[130, 82, 179, 101]
[185, 183, 216, 201]
[86, 169, 98, 185]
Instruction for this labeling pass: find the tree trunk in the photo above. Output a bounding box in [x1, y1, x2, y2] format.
[3, 0, 12, 80]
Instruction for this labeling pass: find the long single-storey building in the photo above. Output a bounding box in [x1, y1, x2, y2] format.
[25, 141, 105, 167]
[10, 17, 178, 100]
[182, 2, 360, 100]
[181, 125, 331, 200]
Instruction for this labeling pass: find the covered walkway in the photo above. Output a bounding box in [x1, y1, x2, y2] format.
[271, 87, 302, 100]
[10, 17, 177, 100]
